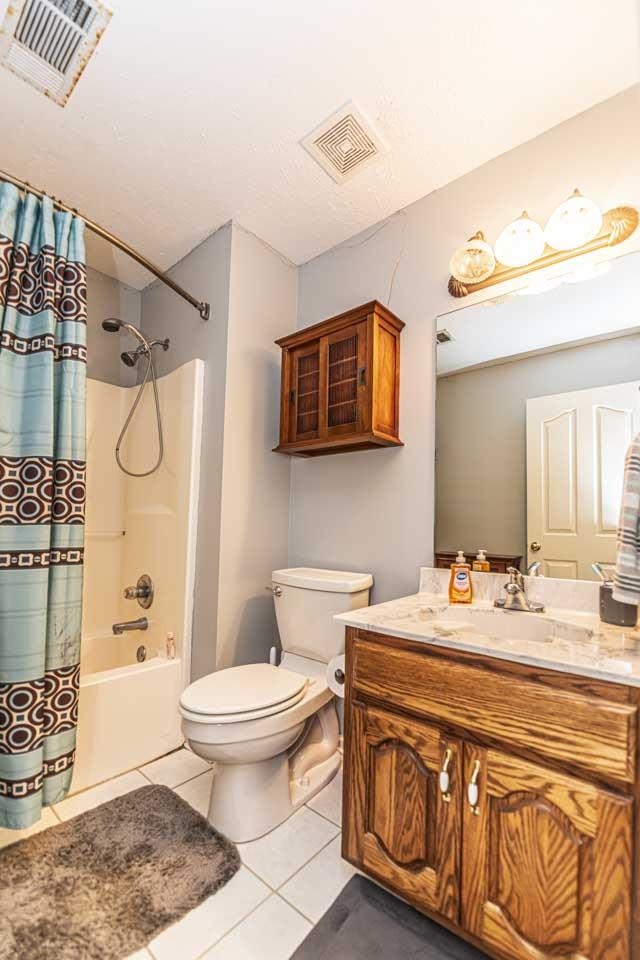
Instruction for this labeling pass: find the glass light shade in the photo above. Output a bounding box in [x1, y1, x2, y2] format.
[449, 235, 496, 284]
[544, 191, 602, 251]
[494, 214, 545, 268]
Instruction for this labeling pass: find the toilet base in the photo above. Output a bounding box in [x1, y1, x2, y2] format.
[208, 747, 341, 843]
[206, 702, 341, 842]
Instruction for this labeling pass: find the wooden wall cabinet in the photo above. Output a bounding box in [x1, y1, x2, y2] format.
[273, 301, 404, 457]
[343, 629, 637, 960]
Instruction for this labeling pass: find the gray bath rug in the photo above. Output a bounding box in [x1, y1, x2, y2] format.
[292, 874, 489, 959]
[0, 784, 240, 960]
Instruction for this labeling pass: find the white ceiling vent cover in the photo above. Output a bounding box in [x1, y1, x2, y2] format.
[0, 0, 112, 105]
[301, 101, 388, 184]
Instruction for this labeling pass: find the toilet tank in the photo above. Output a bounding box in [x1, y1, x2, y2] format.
[271, 567, 373, 663]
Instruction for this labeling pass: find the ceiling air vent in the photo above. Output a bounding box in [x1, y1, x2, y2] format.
[0, 0, 112, 105]
[301, 101, 388, 184]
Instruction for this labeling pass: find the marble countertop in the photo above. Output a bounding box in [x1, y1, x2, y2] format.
[335, 593, 640, 687]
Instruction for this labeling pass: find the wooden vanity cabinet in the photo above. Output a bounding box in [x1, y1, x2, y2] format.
[343, 628, 637, 960]
[273, 301, 403, 457]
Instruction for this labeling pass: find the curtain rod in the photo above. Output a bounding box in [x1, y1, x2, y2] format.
[0, 168, 210, 321]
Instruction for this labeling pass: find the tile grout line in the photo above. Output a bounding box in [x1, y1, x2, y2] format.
[274, 890, 317, 927]
[238, 815, 340, 897]
[138, 763, 213, 791]
[303, 801, 341, 829]
[275, 829, 341, 895]
[183, 880, 274, 960]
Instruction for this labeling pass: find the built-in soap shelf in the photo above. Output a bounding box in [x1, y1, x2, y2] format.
[84, 529, 126, 539]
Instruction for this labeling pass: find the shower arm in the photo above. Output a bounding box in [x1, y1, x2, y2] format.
[0, 167, 210, 322]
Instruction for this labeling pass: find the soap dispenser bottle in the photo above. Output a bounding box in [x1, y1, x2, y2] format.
[473, 549, 490, 573]
[449, 550, 473, 604]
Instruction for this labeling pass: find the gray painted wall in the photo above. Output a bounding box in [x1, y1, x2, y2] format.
[86, 266, 141, 386]
[140, 223, 296, 679]
[290, 85, 640, 603]
[215, 226, 295, 670]
[436, 332, 640, 559]
[141, 224, 232, 680]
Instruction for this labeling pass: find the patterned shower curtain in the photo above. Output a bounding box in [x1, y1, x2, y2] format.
[0, 183, 86, 829]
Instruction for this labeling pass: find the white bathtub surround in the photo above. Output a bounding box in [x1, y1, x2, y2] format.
[74, 360, 204, 794]
[337, 569, 640, 686]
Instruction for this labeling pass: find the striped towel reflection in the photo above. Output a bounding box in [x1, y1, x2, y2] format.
[613, 433, 640, 606]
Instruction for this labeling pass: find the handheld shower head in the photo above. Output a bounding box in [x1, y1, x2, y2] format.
[103, 318, 169, 477]
[102, 318, 151, 352]
[102, 318, 122, 333]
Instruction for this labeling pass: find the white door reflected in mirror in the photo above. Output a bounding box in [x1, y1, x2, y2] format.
[526, 381, 640, 580]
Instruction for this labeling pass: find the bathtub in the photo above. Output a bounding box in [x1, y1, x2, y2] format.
[72, 633, 183, 794]
[71, 359, 204, 795]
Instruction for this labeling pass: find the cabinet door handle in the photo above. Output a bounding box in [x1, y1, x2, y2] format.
[358, 366, 366, 387]
[289, 389, 295, 404]
[467, 759, 481, 815]
[438, 748, 452, 803]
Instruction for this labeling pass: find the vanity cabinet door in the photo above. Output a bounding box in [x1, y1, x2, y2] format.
[343, 703, 462, 922]
[461, 743, 633, 960]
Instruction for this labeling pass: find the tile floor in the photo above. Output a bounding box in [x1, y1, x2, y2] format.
[0, 747, 353, 960]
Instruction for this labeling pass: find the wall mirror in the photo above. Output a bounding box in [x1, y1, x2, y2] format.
[435, 250, 640, 581]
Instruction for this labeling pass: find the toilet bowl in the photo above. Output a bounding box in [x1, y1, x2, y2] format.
[180, 567, 372, 842]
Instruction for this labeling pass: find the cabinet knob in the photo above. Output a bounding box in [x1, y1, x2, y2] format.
[439, 748, 452, 803]
[467, 759, 481, 815]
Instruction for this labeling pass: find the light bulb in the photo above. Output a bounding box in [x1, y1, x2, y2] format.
[494, 213, 545, 268]
[449, 233, 495, 284]
[544, 190, 602, 251]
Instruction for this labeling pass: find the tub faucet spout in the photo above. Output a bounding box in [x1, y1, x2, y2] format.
[112, 617, 148, 635]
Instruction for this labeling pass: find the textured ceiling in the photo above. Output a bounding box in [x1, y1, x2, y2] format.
[0, 0, 638, 288]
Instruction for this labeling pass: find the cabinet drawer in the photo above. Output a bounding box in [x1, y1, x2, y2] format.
[351, 636, 637, 786]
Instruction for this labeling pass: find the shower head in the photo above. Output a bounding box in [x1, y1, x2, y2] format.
[102, 318, 122, 333]
[102, 317, 152, 353]
[120, 351, 139, 367]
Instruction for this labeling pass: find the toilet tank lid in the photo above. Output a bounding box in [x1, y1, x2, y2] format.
[271, 567, 373, 593]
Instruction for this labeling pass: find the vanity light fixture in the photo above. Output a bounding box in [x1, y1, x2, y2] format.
[494, 212, 546, 268]
[449, 232, 495, 284]
[544, 189, 602, 251]
[447, 192, 638, 299]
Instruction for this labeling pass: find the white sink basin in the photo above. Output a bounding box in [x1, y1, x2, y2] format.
[422, 605, 590, 646]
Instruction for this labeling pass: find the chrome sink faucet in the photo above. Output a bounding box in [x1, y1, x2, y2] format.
[494, 568, 545, 613]
[112, 617, 148, 635]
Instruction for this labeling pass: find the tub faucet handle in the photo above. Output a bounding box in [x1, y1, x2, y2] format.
[123, 574, 154, 609]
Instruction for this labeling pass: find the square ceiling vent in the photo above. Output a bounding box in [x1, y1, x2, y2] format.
[0, 0, 112, 106]
[301, 101, 388, 184]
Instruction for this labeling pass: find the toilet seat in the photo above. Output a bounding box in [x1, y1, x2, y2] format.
[179, 663, 308, 724]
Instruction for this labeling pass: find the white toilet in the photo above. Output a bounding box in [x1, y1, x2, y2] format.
[179, 567, 372, 842]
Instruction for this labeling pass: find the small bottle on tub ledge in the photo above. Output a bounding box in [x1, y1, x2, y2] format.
[449, 551, 473, 604]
